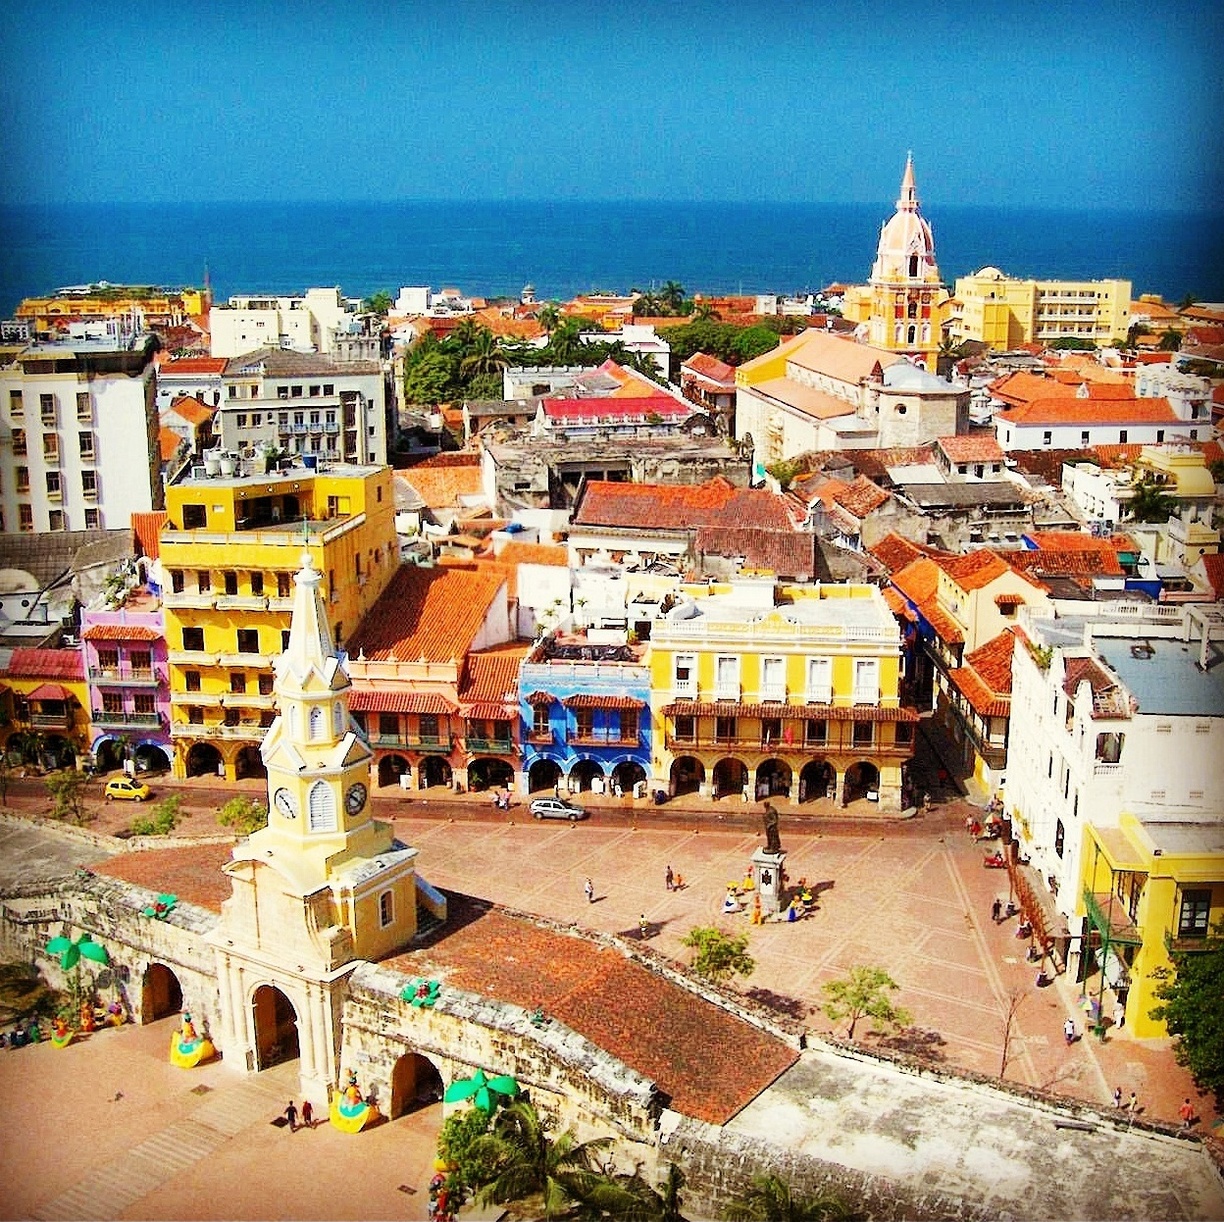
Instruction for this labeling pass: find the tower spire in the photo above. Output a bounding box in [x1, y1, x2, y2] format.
[897, 152, 918, 211]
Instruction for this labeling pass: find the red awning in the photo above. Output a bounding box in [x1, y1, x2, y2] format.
[81, 624, 162, 641]
[348, 689, 456, 715]
[28, 683, 70, 701]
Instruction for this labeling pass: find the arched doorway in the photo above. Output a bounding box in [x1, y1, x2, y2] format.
[186, 741, 223, 778]
[235, 745, 266, 780]
[418, 756, 453, 790]
[252, 984, 299, 1070]
[528, 758, 562, 793]
[93, 736, 126, 773]
[133, 742, 171, 775]
[844, 761, 881, 804]
[378, 754, 410, 788]
[468, 757, 514, 792]
[569, 758, 605, 793]
[389, 1051, 445, 1119]
[712, 758, 748, 801]
[756, 758, 792, 801]
[799, 760, 835, 803]
[141, 962, 183, 1022]
[42, 735, 75, 769]
[669, 755, 704, 797]
[610, 760, 647, 797]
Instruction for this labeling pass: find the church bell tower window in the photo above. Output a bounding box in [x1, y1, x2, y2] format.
[308, 780, 337, 832]
[309, 707, 325, 740]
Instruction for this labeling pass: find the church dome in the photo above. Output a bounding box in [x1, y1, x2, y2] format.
[870, 155, 941, 284]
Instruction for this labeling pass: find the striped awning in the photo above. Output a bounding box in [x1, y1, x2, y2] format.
[562, 694, 645, 710]
[348, 689, 457, 715]
[660, 701, 918, 722]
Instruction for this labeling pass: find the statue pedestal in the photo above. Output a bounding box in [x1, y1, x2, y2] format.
[751, 848, 787, 915]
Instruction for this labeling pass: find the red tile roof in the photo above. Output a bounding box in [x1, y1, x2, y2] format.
[164, 396, 215, 426]
[459, 643, 531, 707]
[867, 532, 948, 574]
[543, 396, 686, 424]
[5, 648, 85, 680]
[681, 352, 737, 384]
[941, 550, 1012, 592]
[28, 682, 69, 700]
[695, 526, 816, 581]
[348, 689, 457, 715]
[81, 624, 161, 642]
[936, 434, 1005, 464]
[496, 542, 570, 568]
[349, 566, 506, 664]
[965, 630, 1016, 694]
[91, 843, 235, 912]
[996, 397, 1177, 426]
[573, 477, 736, 529]
[131, 511, 168, 560]
[1199, 551, 1224, 599]
[387, 898, 798, 1125]
[890, 559, 964, 644]
[562, 694, 645, 710]
[159, 426, 184, 462]
[160, 356, 227, 375]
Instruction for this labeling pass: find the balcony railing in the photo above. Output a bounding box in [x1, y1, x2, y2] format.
[170, 721, 265, 740]
[464, 737, 514, 754]
[163, 591, 218, 610]
[1164, 929, 1212, 954]
[29, 711, 73, 730]
[526, 730, 554, 745]
[567, 732, 640, 747]
[89, 667, 160, 686]
[91, 710, 163, 729]
[216, 594, 270, 612]
[366, 734, 454, 753]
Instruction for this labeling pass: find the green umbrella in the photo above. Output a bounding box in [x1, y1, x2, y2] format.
[443, 1068, 488, 1104]
[400, 976, 440, 1008]
[46, 933, 110, 971]
[142, 894, 178, 921]
[487, 1074, 520, 1098]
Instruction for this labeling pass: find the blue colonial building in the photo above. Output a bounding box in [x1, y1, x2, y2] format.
[519, 633, 651, 798]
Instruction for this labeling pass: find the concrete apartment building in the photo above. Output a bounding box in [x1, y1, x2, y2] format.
[210, 347, 390, 467]
[209, 287, 367, 359]
[0, 335, 161, 534]
[949, 267, 1131, 349]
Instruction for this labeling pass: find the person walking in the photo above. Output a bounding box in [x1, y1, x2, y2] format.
[639, 913, 649, 939]
[1127, 1091, 1139, 1123]
[584, 877, 594, 904]
[300, 1099, 313, 1129]
[284, 1100, 298, 1133]
[1063, 1017, 1076, 1046]
[991, 898, 1002, 923]
[1113, 1086, 1123, 1109]
[1179, 1098, 1195, 1131]
[665, 865, 674, 892]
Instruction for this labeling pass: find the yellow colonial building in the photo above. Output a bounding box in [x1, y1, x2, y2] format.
[841, 155, 950, 371]
[16, 285, 209, 334]
[159, 459, 398, 780]
[1079, 812, 1223, 1038]
[649, 580, 916, 811]
[948, 267, 1131, 350]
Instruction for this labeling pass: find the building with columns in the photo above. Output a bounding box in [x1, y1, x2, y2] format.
[209, 551, 445, 1099]
[842, 155, 950, 371]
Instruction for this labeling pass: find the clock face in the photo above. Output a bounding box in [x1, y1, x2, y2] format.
[345, 783, 368, 815]
[273, 788, 297, 819]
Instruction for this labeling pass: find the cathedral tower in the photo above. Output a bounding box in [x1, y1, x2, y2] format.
[211, 552, 435, 1099]
[863, 154, 945, 370]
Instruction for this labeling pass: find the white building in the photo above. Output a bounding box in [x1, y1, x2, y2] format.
[1061, 446, 1219, 531]
[155, 356, 227, 412]
[0, 336, 161, 534]
[210, 347, 389, 467]
[209, 287, 361, 359]
[1004, 602, 1224, 969]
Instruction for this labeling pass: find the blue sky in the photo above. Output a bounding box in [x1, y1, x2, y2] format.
[1, 0, 1220, 210]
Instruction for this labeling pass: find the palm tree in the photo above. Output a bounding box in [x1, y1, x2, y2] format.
[634, 292, 662, 318]
[571, 1162, 688, 1221]
[1127, 476, 1176, 523]
[724, 1173, 859, 1222]
[692, 301, 721, 322]
[548, 318, 584, 364]
[459, 327, 509, 381]
[536, 303, 561, 335]
[474, 1098, 612, 1221]
[660, 281, 686, 314]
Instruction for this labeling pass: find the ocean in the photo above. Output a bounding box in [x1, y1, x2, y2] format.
[1, 199, 1221, 317]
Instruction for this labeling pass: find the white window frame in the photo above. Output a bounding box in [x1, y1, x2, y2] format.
[715, 655, 740, 701]
[806, 657, 832, 704]
[760, 656, 786, 702]
[674, 654, 696, 697]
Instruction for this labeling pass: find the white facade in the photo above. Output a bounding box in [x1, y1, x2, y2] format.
[210, 288, 359, 359]
[0, 339, 161, 534]
[155, 364, 225, 412]
[1004, 603, 1224, 945]
[994, 410, 1206, 452]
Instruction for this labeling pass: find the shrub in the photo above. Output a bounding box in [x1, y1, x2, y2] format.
[129, 794, 183, 837]
[218, 796, 268, 835]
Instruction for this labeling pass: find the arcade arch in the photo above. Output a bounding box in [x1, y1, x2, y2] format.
[712, 758, 747, 801]
[844, 761, 881, 804]
[528, 758, 562, 793]
[141, 962, 183, 1022]
[251, 984, 299, 1070]
[669, 756, 704, 797]
[389, 1051, 445, 1119]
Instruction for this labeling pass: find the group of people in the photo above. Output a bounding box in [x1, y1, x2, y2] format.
[282, 1099, 315, 1132]
[1, 1021, 42, 1048]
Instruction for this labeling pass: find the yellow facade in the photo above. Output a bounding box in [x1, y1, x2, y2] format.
[950, 268, 1131, 349]
[649, 582, 915, 810]
[1079, 812, 1223, 1038]
[16, 287, 209, 329]
[160, 463, 399, 780]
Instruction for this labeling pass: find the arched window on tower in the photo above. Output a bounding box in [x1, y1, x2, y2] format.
[907, 325, 917, 345]
[907, 300, 918, 320]
[908, 254, 919, 277]
[309, 706, 324, 740]
[308, 780, 337, 832]
[333, 702, 343, 736]
[922, 323, 931, 343]
[895, 323, 904, 344]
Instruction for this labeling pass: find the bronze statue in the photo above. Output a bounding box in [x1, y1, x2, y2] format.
[762, 801, 782, 854]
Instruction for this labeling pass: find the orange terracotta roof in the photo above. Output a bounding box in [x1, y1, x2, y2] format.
[996, 397, 1177, 426]
[349, 566, 506, 664]
[1199, 551, 1224, 599]
[936, 434, 1005, 464]
[496, 541, 570, 568]
[5, 647, 85, 680]
[386, 898, 797, 1125]
[400, 460, 485, 508]
[868, 532, 948, 574]
[562, 694, 645, 710]
[159, 427, 184, 462]
[948, 663, 1011, 720]
[348, 689, 457, 715]
[459, 642, 531, 706]
[890, 559, 964, 644]
[990, 370, 1132, 406]
[832, 475, 889, 518]
[1088, 444, 1147, 466]
[965, 630, 1016, 694]
[695, 526, 817, 581]
[131, 511, 169, 561]
[163, 395, 215, 425]
[28, 682, 69, 700]
[81, 624, 161, 642]
[573, 477, 738, 529]
[160, 356, 227, 375]
[941, 550, 1012, 592]
[681, 352, 737, 383]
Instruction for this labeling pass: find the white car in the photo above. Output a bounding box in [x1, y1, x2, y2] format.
[529, 796, 588, 822]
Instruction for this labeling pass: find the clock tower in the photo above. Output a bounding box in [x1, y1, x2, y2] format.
[211, 552, 437, 1099]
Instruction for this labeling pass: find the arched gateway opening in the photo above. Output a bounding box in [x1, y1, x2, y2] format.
[252, 984, 299, 1070]
[389, 1051, 445, 1119]
[141, 962, 183, 1022]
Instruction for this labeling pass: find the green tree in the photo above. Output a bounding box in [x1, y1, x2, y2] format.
[45, 768, 91, 825]
[218, 796, 268, 835]
[536, 304, 561, 335]
[1177, 293, 1198, 311]
[361, 290, 393, 316]
[403, 348, 458, 405]
[634, 292, 662, 317]
[724, 1173, 859, 1222]
[765, 459, 805, 490]
[130, 793, 183, 837]
[660, 281, 687, 314]
[1128, 476, 1176, 524]
[459, 327, 510, 382]
[578, 1162, 690, 1221]
[437, 1104, 497, 1205]
[1150, 918, 1224, 1098]
[730, 325, 782, 363]
[466, 372, 505, 402]
[547, 318, 584, 364]
[0, 961, 62, 1024]
[821, 965, 911, 1040]
[681, 926, 755, 984]
[1047, 337, 1097, 351]
[1158, 327, 1183, 351]
[692, 301, 721, 322]
[472, 1098, 611, 1221]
